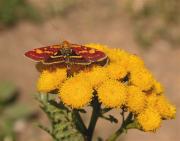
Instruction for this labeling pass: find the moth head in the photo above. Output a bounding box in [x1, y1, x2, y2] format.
[60, 40, 73, 56]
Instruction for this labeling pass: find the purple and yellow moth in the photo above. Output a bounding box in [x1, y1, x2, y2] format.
[25, 41, 108, 65]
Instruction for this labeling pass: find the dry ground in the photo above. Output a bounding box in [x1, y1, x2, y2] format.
[0, 0, 179, 141]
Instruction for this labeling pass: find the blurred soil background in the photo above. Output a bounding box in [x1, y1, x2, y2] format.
[0, 0, 179, 141]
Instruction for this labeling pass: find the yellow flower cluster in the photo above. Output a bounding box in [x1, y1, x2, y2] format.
[36, 43, 176, 131]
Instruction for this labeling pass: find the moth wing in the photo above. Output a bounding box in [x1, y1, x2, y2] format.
[71, 44, 107, 62]
[24, 45, 61, 61]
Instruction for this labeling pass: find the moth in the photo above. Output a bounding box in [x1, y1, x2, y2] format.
[25, 41, 108, 65]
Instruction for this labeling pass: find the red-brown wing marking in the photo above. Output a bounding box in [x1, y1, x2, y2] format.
[24, 45, 61, 61]
[71, 44, 107, 62]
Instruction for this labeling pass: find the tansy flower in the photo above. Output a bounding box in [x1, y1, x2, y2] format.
[105, 49, 124, 64]
[156, 95, 176, 119]
[37, 68, 67, 92]
[97, 79, 127, 108]
[59, 76, 93, 108]
[113, 48, 131, 61]
[137, 107, 162, 132]
[86, 43, 130, 64]
[145, 94, 176, 119]
[126, 86, 146, 113]
[83, 66, 109, 89]
[146, 93, 158, 108]
[105, 48, 132, 65]
[153, 80, 164, 94]
[130, 67, 154, 91]
[106, 63, 128, 80]
[127, 54, 144, 71]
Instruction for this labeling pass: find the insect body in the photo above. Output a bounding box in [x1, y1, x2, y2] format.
[25, 41, 108, 65]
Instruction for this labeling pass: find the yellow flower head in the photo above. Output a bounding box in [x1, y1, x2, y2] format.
[97, 79, 127, 108]
[130, 67, 154, 91]
[84, 66, 109, 89]
[86, 43, 131, 81]
[146, 94, 176, 119]
[127, 54, 144, 71]
[113, 48, 131, 61]
[59, 76, 93, 108]
[37, 68, 67, 93]
[105, 48, 125, 64]
[137, 107, 162, 132]
[153, 80, 164, 94]
[86, 43, 130, 64]
[156, 95, 176, 119]
[146, 93, 158, 108]
[106, 63, 128, 80]
[126, 86, 146, 113]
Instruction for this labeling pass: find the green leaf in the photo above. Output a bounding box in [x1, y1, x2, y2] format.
[36, 93, 84, 141]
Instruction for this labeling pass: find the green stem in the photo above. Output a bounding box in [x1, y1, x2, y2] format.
[86, 96, 101, 141]
[73, 110, 87, 135]
[107, 113, 133, 141]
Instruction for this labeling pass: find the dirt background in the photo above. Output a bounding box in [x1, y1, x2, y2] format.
[0, 0, 179, 141]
